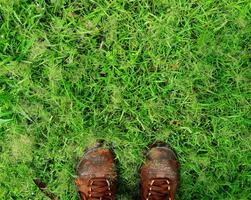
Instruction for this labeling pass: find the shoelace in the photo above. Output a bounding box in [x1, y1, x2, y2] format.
[146, 178, 172, 200]
[87, 177, 113, 200]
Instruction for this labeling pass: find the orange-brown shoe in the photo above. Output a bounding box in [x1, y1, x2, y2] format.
[140, 143, 180, 200]
[75, 143, 118, 200]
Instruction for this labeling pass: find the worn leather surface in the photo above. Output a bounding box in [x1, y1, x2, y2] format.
[140, 146, 179, 200]
[76, 148, 117, 200]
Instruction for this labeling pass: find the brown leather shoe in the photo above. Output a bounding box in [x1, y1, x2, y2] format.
[140, 143, 179, 200]
[75, 144, 118, 200]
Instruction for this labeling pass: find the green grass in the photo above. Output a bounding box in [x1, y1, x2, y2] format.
[0, 0, 250, 199]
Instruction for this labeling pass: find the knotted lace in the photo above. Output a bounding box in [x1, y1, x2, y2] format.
[145, 178, 172, 200]
[87, 177, 113, 200]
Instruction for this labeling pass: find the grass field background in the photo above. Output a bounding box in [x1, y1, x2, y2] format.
[0, 0, 250, 199]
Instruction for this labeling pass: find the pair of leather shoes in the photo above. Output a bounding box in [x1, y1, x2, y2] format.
[75, 142, 179, 200]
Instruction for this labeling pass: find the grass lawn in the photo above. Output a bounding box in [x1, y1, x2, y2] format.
[0, 0, 250, 199]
